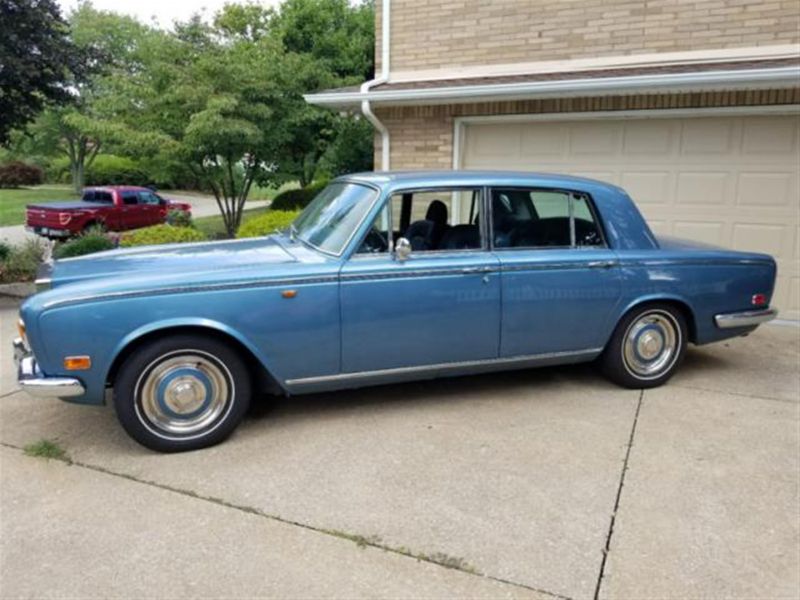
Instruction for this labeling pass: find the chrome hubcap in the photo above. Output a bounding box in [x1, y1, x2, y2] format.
[623, 312, 679, 379]
[137, 353, 230, 436]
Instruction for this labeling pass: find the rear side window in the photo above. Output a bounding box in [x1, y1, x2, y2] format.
[491, 188, 604, 249]
[88, 191, 113, 204]
[121, 192, 138, 205]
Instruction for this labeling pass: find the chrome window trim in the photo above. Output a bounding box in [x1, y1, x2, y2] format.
[487, 186, 608, 251]
[285, 347, 603, 386]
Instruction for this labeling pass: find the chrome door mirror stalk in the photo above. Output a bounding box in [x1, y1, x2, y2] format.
[394, 237, 412, 262]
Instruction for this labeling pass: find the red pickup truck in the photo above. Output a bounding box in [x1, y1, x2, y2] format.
[26, 186, 193, 239]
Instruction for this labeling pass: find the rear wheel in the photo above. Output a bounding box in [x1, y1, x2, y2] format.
[601, 304, 687, 389]
[113, 335, 251, 452]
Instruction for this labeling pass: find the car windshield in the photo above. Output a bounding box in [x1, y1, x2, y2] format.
[292, 182, 378, 255]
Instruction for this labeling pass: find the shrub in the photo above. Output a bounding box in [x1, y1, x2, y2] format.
[0, 238, 45, 283]
[85, 155, 149, 187]
[237, 210, 300, 239]
[269, 180, 327, 211]
[166, 209, 193, 228]
[0, 161, 45, 188]
[0, 241, 10, 262]
[53, 232, 115, 259]
[120, 224, 207, 248]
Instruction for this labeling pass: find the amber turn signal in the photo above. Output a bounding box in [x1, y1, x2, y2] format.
[63, 356, 91, 371]
[281, 290, 297, 299]
[17, 318, 25, 340]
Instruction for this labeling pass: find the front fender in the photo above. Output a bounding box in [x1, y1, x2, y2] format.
[107, 317, 278, 389]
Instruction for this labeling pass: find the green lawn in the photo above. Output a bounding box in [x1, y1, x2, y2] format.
[0, 185, 77, 227]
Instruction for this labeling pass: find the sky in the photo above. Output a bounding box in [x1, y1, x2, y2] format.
[57, 0, 283, 28]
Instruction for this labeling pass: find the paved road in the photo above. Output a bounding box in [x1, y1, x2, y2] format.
[0, 296, 798, 599]
[0, 192, 269, 245]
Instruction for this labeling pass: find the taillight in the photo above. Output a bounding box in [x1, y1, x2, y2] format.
[58, 213, 72, 226]
[751, 293, 767, 306]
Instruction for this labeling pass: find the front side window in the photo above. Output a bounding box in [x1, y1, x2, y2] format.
[491, 188, 603, 249]
[137, 191, 161, 205]
[293, 182, 378, 255]
[356, 188, 483, 254]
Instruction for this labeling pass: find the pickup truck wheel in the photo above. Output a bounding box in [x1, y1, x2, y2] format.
[601, 304, 687, 389]
[113, 335, 251, 452]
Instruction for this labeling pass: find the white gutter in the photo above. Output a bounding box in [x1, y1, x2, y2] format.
[359, 0, 391, 171]
[306, 65, 800, 109]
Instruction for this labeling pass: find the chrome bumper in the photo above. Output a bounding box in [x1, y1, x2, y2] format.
[13, 338, 85, 398]
[714, 307, 778, 329]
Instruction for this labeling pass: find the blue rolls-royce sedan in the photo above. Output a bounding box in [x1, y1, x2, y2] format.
[14, 171, 777, 451]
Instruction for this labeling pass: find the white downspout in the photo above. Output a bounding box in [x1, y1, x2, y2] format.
[361, 0, 390, 171]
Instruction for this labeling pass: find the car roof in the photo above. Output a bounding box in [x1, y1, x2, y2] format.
[83, 186, 153, 192]
[338, 170, 623, 194]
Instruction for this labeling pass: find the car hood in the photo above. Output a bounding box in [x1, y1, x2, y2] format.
[49, 236, 298, 287]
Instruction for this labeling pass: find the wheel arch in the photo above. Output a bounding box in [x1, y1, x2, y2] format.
[616, 295, 698, 344]
[106, 320, 284, 395]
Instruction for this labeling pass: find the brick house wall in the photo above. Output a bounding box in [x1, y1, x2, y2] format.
[377, 0, 800, 74]
[374, 88, 800, 170]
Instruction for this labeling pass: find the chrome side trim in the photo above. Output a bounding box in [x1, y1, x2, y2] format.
[41, 275, 340, 309]
[285, 347, 603, 386]
[340, 267, 497, 282]
[618, 258, 774, 268]
[13, 340, 85, 398]
[715, 307, 778, 329]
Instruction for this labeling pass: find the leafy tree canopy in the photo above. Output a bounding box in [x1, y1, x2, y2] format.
[0, 0, 86, 144]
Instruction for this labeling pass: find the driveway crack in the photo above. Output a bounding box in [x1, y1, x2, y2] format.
[593, 389, 643, 600]
[1, 441, 572, 600]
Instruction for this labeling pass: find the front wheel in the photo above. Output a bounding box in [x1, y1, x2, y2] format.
[113, 335, 251, 452]
[601, 304, 687, 389]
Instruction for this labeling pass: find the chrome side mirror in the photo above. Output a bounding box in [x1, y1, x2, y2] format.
[394, 237, 412, 262]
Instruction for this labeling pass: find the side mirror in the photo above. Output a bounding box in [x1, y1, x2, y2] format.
[394, 237, 412, 262]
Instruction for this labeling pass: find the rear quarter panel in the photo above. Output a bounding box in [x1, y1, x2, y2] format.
[612, 250, 777, 344]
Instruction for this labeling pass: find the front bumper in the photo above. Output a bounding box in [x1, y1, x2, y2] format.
[714, 307, 778, 329]
[13, 338, 85, 398]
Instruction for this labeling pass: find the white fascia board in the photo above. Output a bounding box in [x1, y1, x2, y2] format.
[304, 66, 800, 109]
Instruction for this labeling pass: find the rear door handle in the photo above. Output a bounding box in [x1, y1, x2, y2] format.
[587, 260, 617, 269]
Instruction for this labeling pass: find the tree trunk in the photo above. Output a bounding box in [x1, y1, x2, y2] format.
[71, 162, 84, 194]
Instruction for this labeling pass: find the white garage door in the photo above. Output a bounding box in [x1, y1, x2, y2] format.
[461, 113, 800, 320]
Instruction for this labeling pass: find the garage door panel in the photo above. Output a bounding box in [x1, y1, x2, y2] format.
[673, 221, 726, 246]
[620, 172, 672, 204]
[741, 118, 798, 155]
[675, 172, 731, 206]
[462, 114, 800, 319]
[622, 121, 673, 155]
[736, 172, 795, 207]
[680, 119, 735, 155]
[732, 223, 787, 256]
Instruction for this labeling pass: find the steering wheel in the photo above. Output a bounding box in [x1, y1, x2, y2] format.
[360, 227, 389, 253]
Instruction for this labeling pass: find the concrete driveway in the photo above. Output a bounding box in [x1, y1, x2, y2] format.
[0, 296, 797, 599]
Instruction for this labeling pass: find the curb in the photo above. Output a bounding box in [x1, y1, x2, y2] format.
[0, 282, 35, 299]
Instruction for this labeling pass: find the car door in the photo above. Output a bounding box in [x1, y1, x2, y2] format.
[119, 191, 141, 229]
[339, 187, 501, 374]
[137, 190, 164, 226]
[490, 187, 621, 357]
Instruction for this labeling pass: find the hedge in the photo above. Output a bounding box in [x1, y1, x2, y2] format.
[0, 239, 45, 283]
[53, 232, 115, 259]
[120, 224, 207, 247]
[269, 180, 327, 211]
[0, 161, 44, 188]
[237, 210, 300, 239]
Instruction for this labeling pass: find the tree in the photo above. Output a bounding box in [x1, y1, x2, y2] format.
[0, 0, 86, 144]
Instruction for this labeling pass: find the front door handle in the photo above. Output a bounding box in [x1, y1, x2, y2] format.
[587, 260, 617, 269]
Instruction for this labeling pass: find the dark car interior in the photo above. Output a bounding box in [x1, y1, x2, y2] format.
[358, 187, 604, 253]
